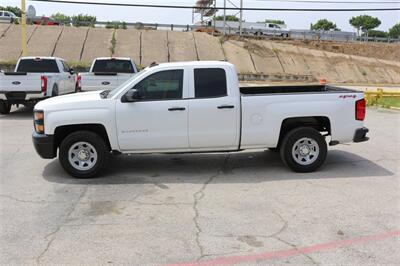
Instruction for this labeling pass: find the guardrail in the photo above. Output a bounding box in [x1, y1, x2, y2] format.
[18, 19, 400, 43]
[365, 88, 400, 109]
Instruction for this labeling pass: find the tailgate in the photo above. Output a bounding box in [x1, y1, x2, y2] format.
[117, 73, 135, 86]
[0, 73, 42, 92]
[80, 73, 119, 91]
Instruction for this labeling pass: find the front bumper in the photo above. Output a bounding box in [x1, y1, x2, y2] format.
[353, 127, 369, 143]
[32, 132, 56, 159]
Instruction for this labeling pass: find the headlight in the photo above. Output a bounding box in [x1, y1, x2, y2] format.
[33, 110, 44, 134]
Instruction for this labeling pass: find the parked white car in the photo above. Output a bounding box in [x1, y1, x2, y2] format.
[0, 57, 77, 114]
[0, 10, 18, 23]
[78, 57, 138, 91]
[32, 61, 369, 178]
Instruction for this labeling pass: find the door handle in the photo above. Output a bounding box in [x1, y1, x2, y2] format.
[217, 105, 235, 109]
[168, 107, 186, 111]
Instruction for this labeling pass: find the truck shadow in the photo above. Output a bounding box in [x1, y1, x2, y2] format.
[42, 149, 394, 185]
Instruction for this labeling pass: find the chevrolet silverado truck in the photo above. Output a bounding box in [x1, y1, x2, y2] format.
[78, 57, 138, 92]
[0, 57, 77, 114]
[32, 61, 369, 178]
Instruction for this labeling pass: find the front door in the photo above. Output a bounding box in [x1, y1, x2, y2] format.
[116, 69, 189, 151]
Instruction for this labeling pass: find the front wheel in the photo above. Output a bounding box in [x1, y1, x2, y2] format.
[280, 127, 327, 172]
[59, 131, 110, 178]
[0, 100, 11, 114]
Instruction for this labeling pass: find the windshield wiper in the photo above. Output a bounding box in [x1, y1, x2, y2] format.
[100, 90, 111, 99]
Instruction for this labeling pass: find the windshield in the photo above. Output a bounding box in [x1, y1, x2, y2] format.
[106, 70, 146, 98]
[92, 59, 135, 73]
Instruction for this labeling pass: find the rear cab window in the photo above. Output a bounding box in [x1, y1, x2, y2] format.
[194, 68, 227, 98]
[16, 59, 60, 73]
[92, 59, 135, 73]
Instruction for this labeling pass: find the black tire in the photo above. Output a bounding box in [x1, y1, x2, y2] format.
[52, 85, 59, 97]
[0, 100, 11, 115]
[280, 127, 327, 173]
[59, 131, 110, 178]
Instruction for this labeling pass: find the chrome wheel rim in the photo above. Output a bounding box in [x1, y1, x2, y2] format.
[68, 141, 97, 171]
[292, 137, 319, 166]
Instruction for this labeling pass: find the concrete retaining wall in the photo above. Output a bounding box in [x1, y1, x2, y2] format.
[53, 27, 88, 62]
[0, 26, 399, 84]
[141, 30, 168, 67]
[167, 31, 197, 62]
[26, 26, 63, 57]
[81, 27, 114, 63]
[113, 29, 141, 65]
[0, 25, 36, 62]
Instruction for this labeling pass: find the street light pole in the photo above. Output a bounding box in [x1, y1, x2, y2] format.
[239, 0, 243, 36]
[21, 0, 28, 56]
[223, 0, 226, 35]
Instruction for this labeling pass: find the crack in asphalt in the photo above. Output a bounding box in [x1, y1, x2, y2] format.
[0, 194, 63, 204]
[35, 186, 88, 264]
[274, 236, 319, 265]
[192, 154, 231, 261]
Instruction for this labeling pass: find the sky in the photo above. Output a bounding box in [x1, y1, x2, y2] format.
[1, 0, 399, 32]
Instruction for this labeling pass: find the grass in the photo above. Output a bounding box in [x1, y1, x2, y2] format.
[368, 96, 400, 109]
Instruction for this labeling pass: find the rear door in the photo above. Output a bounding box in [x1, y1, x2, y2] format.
[188, 67, 240, 150]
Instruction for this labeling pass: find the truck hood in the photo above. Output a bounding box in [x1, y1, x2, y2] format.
[35, 91, 105, 111]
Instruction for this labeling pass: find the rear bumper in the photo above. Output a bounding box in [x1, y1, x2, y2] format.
[32, 132, 56, 159]
[0, 91, 45, 103]
[353, 127, 369, 143]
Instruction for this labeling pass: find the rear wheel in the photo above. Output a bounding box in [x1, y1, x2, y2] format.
[59, 131, 109, 178]
[280, 127, 327, 172]
[0, 100, 11, 114]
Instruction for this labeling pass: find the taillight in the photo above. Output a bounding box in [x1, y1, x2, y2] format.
[41, 76, 48, 94]
[76, 74, 81, 92]
[356, 98, 366, 121]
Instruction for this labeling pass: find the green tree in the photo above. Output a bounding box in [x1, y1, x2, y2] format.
[214, 15, 239, 21]
[388, 23, 400, 38]
[264, 19, 285, 25]
[311, 19, 340, 31]
[0, 6, 22, 17]
[349, 15, 381, 37]
[51, 12, 71, 25]
[365, 30, 388, 38]
[71, 14, 96, 27]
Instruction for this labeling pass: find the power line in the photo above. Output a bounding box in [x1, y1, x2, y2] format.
[256, 0, 400, 3]
[29, 0, 400, 11]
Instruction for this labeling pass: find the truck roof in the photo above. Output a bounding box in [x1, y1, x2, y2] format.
[151, 61, 234, 69]
[19, 56, 66, 61]
[94, 57, 132, 61]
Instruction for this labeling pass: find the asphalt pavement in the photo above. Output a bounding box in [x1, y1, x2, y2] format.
[0, 106, 399, 265]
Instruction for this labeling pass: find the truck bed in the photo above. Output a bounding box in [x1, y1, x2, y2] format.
[240, 85, 358, 95]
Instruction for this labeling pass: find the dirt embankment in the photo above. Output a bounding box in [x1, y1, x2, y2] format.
[280, 40, 400, 62]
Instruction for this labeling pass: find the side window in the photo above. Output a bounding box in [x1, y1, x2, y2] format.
[194, 68, 227, 98]
[61, 61, 70, 72]
[4, 12, 10, 17]
[133, 70, 183, 100]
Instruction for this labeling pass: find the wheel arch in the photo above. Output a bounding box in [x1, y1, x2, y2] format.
[54, 124, 112, 152]
[277, 116, 331, 147]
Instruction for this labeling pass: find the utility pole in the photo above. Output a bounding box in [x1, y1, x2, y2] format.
[223, 0, 226, 35]
[239, 0, 243, 36]
[21, 0, 28, 56]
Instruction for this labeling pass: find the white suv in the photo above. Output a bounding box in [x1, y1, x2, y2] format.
[0, 11, 18, 23]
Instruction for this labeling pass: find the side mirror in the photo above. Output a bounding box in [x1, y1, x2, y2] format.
[121, 89, 140, 102]
[69, 68, 74, 75]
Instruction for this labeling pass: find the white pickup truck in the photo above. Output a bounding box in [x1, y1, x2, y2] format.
[78, 57, 138, 92]
[0, 57, 77, 114]
[32, 61, 369, 178]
